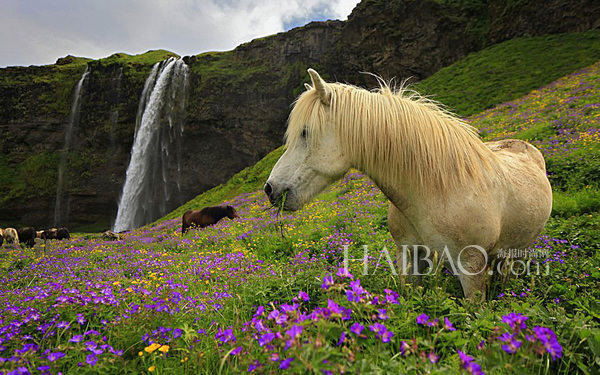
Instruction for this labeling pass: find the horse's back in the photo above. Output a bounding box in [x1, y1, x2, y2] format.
[485, 139, 546, 172]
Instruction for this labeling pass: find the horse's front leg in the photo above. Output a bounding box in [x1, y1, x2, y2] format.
[388, 204, 426, 285]
[456, 247, 489, 301]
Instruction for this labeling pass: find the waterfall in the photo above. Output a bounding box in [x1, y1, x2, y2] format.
[109, 67, 123, 150]
[113, 58, 189, 232]
[54, 66, 90, 227]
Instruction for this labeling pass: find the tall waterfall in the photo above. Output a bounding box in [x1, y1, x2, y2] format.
[113, 58, 189, 232]
[54, 66, 90, 227]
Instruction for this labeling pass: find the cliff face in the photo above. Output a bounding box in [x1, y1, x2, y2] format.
[0, 0, 598, 231]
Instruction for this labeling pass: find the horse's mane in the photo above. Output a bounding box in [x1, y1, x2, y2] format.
[285, 80, 498, 195]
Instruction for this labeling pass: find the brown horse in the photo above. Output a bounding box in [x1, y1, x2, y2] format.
[18, 227, 36, 247]
[182, 205, 238, 234]
[56, 227, 70, 240]
[41, 227, 70, 240]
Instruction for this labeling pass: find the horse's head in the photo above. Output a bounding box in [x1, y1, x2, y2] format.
[265, 69, 351, 211]
[226, 205, 239, 219]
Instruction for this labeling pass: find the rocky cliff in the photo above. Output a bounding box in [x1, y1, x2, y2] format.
[0, 0, 598, 231]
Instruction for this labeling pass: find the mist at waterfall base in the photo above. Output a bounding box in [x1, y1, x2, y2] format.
[113, 58, 189, 233]
[54, 66, 90, 227]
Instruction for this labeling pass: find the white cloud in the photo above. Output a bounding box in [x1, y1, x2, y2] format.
[0, 0, 361, 67]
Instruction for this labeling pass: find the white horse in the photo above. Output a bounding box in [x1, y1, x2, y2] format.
[265, 69, 552, 300]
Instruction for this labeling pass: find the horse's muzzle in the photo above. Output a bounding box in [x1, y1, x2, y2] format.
[264, 182, 291, 208]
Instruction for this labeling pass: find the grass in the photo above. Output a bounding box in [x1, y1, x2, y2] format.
[97, 50, 179, 66]
[414, 30, 600, 116]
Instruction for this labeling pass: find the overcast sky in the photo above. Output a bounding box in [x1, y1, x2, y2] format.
[1, 0, 360, 67]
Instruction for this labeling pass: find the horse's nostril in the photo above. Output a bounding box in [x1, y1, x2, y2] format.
[264, 182, 273, 197]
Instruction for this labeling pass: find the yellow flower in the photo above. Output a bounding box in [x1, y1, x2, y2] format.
[144, 343, 161, 353]
[138, 351, 144, 356]
[159, 345, 169, 353]
[148, 365, 156, 372]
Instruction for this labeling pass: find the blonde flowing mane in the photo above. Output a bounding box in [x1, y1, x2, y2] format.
[286, 80, 499, 195]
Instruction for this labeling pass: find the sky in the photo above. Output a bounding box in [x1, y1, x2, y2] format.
[0, 0, 361, 67]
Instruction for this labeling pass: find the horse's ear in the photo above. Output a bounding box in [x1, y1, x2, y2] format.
[308, 68, 331, 105]
[304, 83, 312, 91]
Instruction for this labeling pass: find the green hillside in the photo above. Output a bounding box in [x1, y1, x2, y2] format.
[415, 30, 600, 117]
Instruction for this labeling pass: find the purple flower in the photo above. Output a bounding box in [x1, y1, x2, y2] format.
[457, 350, 485, 375]
[337, 331, 346, 346]
[346, 289, 360, 303]
[321, 275, 334, 289]
[268, 309, 280, 320]
[350, 323, 364, 335]
[384, 289, 400, 304]
[286, 325, 302, 339]
[84, 341, 97, 350]
[248, 360, 261, 372]
[268, 309, 288, 325]
[380, 330, 394, 343]
[280, 357, 294, 370]
[57, 321, 70, 329]
[369, 323, 393, 343]
[280, 303, 298, 314]
[7, 368, 30, 375]
[400, 341, 410, 357]
[499, 333, 522, 354]
[533, 326, 563, 360]
[416, 313, 430, 325]
[428, 351, 440, 364]
[336, 267, 353, 279]
[47, 352, 65, 362]
[377, 309, 389, 320]
[86, 354, 97, 366]
[231, 346, 242, 356]
[298, 291, 309, 302]
[444, 317, 456, 331]
[346, 279, 366, 302]
[426, 318, 439, 327]
[254, 306, 265, 317]
[215, 328, 236, 344]
[173, 328, 182, 340]
[259, 332, 275, 346]
[501, 313, 528, 331]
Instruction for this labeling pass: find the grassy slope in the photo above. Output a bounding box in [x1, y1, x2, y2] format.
[414, 30, 600, 117]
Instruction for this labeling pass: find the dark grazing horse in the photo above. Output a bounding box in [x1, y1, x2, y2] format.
[56, 227, 70, 240]
[18, 227, 36, 247]
[182, 205, 238, 234]
[41, 227, 70, 240]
